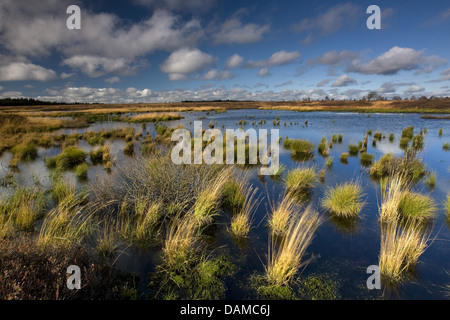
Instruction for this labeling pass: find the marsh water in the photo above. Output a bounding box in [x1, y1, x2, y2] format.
[1, 109, 449, 299]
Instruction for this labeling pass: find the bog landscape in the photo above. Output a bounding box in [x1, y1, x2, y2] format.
[0, 99, 449, 299]
[1, 0, 450, 302]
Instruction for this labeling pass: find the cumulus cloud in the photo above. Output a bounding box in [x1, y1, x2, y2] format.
[308, 50, 359, 75]
[376, 82, 414, 94]
[404, 85, 425, 94]
[0, 91, 25, 98]
[160, 48, 215, 80]
[212, 11, 270, 45]
[347, 46, 446, 75]
[225, 54, 244, 69]
[332, 75, 357, 87]
[258, 68, 270, 77]
[245, 50, 301, 69]
[317, 79, 331, 87]
[291, 2, 360, 35]
[0, 62, 57, 81]
[0, 1, 204, 61]
[126, 87, 152, 98]
[62, 55, 144, 77]
[105, 76, 121, 84]
[133, 0, 217, 13]
[198, 69, 234, 80]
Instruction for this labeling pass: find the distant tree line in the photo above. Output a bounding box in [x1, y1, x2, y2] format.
[0, 98, 89, 106]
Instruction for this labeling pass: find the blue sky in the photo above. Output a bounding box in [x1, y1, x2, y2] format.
[0, 0, 449, 103]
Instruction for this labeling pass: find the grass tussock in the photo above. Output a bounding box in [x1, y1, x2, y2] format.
[265, 205, 320, 286]
[193, 168, 231, 227]
[230, 186, 261, 238]
[37, 192, 93, 248]
[398, 191, 437, 223]
[379, 219, 431, 283]
[268, 193, 298, 237]
[0, 186, 46, 235]
[163, 214, 199, 268]
[54, 146, 87, 171]
[285, 167, 316, 195]
[370, 149, 426, 182]
[284, 138, 314, 160]
[321, 182, 365, 218]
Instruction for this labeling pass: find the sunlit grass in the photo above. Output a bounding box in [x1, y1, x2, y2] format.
[268, 193, 298, 236]
[265, 205, 320, 286]
[285, 167, 316, 195]
[379, 219, 431, 282]
[398, 191, 437, 223]
[321, 182, 365, 218]
[230, 185, 261, 238]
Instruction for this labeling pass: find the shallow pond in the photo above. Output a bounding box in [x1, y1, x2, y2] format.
[1, 109, 449, 299]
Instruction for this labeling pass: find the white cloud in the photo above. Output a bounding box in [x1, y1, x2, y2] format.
[105, 76, 121, 84]
[347, 46, 446, 75]
[0, 91, 25, 98]
[198, 69, 234, 80]
[245, 50, 301, 68]
[291, 3, 360, 35]
[332, 75, 357, 87]
[404, 85, 425, 94]
[0, 62, 57, 81]
[126, 87, 152, 98]
[133, 0, 216, 13]
[212, 12, 270, 45]
[0, 2, 204, 61]
[62, 55, 142, 77]
[258, 68, 270, 77]
[317, 79, 331, 87]
[160, 48, 215, 80]
[225, 54, 244, 69]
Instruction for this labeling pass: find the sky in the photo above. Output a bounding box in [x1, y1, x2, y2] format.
[0, 0, 449, 103]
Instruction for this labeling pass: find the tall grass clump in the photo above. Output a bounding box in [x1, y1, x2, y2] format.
[163, 214, 198, 268]
[11, 142, 38, 161]
[379, 219, 431, 282]
[321, 182, 365, 218]
[284, 138, 314, 159]
[348, 144, 359, 156]
[55, 146, 87, 171]
[268, 193, 298, 236]
[370, 149, 426, 182]
[397, 191, 437, 223]
[0, 186, 46, 233]
[230, 186, 261, 238]
[75, 163, 89, 180]
[360, 153, 374, 166]
[401, 126, 414, 140]
[265, 205, 320, 286]
[379, 175, 404, 224]
[285, 167, 316, 196]
[318, 137, 329, 157]
[37, 194, 92, 248]
[192, 168, 231, 227]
